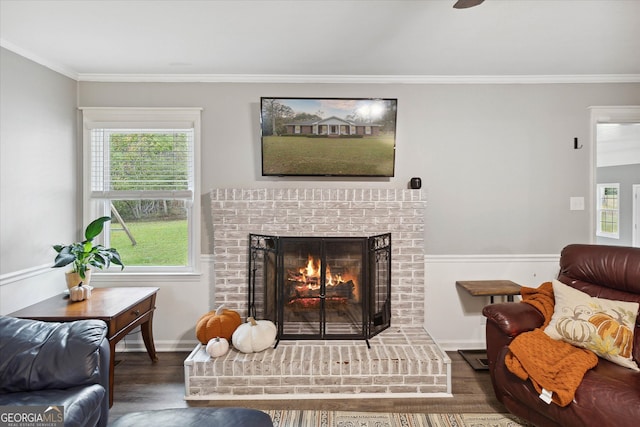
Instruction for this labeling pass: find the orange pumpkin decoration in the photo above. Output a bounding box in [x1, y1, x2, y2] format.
[196, 305, 242, 344]
[589, 313, 634, 358]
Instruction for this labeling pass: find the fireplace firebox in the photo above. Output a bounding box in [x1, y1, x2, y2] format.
[248, 233, 391, 347]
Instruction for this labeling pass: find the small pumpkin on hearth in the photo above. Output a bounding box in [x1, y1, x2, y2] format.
[232, 317, 277, 353]
[195, 305, 242, 344]
[205, 337, 230, 358]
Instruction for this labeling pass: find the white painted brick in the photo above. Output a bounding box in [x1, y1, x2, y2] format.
[211, 188, 426, 329]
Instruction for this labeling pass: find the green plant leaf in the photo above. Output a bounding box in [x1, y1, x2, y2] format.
[85, 216, 111, 241]
[109, 250, 124, 268]
[53, 252, 75, 268]
[52, 216, 124, 274]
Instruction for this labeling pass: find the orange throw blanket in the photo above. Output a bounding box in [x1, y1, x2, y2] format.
[520, 281, 555, 329]
[504, 282, 598, 407]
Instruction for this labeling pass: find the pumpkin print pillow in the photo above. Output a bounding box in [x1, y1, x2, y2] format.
[544, 279, 639, 371]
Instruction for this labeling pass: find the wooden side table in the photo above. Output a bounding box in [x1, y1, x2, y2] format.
[456, 280, 521, 303]
[455, 280, 521, 370]
[9, 287, 159, 407]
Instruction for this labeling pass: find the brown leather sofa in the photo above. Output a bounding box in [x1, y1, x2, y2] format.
[483, 244, 640, 427]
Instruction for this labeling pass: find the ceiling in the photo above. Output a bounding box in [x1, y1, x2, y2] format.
[1, 0, 640, 82]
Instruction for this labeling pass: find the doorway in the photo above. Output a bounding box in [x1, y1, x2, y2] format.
[634, 185, 640, 247]
[590, 107, 640, 247]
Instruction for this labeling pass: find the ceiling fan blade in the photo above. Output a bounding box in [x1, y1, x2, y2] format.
[453, 0, 485, 8]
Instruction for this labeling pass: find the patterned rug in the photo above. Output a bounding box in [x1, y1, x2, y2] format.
[266, 410, 529, 427]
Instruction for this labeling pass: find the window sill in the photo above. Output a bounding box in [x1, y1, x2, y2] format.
[596, 232, 620, 239]
[90, 271, 202, 284]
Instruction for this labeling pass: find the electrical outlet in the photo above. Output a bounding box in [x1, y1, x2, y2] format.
[570, 196, 585, 211]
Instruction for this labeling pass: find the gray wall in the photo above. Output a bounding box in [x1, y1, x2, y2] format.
[0, 47, 78, 274]
[2, 51, 638, 346]
[79, 81, 640, 255]
[597, 163, 640, 246]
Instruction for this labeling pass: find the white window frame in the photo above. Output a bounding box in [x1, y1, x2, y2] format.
[596, 183, 620, 239]
[81, 107, 202, 279]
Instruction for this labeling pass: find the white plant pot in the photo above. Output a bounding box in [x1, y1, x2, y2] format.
[65, 269, 92, 290]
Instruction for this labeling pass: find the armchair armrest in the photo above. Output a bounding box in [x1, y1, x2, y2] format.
[482, 302, 545, 338]
[482, 302, 545, 377]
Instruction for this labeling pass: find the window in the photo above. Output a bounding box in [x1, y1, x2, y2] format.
[82, 108, 201, 274]
[596, 183, 620, 239]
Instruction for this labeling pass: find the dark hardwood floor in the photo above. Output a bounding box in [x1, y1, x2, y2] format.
[108, 350, 506, 424]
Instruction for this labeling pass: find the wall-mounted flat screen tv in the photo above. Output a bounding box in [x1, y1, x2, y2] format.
[261, 97, 397, 177]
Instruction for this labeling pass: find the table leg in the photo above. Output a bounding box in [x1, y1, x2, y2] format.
[108, 340, 116, 408]
[141, 314, 159, 363]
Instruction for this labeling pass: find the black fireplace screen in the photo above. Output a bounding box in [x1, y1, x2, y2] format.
[248, 233, 391, 345]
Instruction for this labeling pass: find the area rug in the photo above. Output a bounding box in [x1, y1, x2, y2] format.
[266, 410, 529, 427]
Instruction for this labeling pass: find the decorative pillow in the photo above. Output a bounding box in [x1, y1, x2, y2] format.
[544, 279, 639, 371]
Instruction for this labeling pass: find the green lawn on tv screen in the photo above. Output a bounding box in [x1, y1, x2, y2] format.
[262, 135, 395, 176]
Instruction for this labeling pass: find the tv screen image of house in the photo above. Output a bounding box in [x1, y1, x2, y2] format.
[260, 97, 397, 177]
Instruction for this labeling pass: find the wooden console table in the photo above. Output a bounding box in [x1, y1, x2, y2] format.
[9, 287, 159, 407]
[455, 280, 521, 370]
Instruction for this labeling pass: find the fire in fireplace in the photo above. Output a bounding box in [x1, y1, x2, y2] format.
[248, 233, 391, 347]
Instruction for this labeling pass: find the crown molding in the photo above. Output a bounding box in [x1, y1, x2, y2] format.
[76, 73, 640, 84]
[2, 41, 638, 85]
[0, 39, 79, 81]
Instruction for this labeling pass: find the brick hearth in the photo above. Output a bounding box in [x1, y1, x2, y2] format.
[184, 188, 451, 399]
[184, 326, 450, 399]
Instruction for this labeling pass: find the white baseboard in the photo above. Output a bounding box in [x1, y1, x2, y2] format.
[436, 340, 487, 352]
[115, 339, 200, 353]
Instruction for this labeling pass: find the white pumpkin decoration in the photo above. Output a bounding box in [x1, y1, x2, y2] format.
[69, 284, 93, 302]
[205, 337, 229, 358]
[232, 317, 277, 353]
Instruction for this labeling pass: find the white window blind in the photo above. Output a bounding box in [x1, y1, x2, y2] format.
[90, 129, 194, 200]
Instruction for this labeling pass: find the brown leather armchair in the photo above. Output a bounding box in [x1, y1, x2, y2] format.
[483, 244, 640, 427]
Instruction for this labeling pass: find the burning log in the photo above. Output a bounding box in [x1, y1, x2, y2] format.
[326, 280, 355, 299]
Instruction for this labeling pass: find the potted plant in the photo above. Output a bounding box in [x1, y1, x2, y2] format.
[53, 216, 124, 289]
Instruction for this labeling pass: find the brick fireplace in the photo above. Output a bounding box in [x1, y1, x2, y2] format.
[184, 188, 451, 400]
[209, 188, 426, 323]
